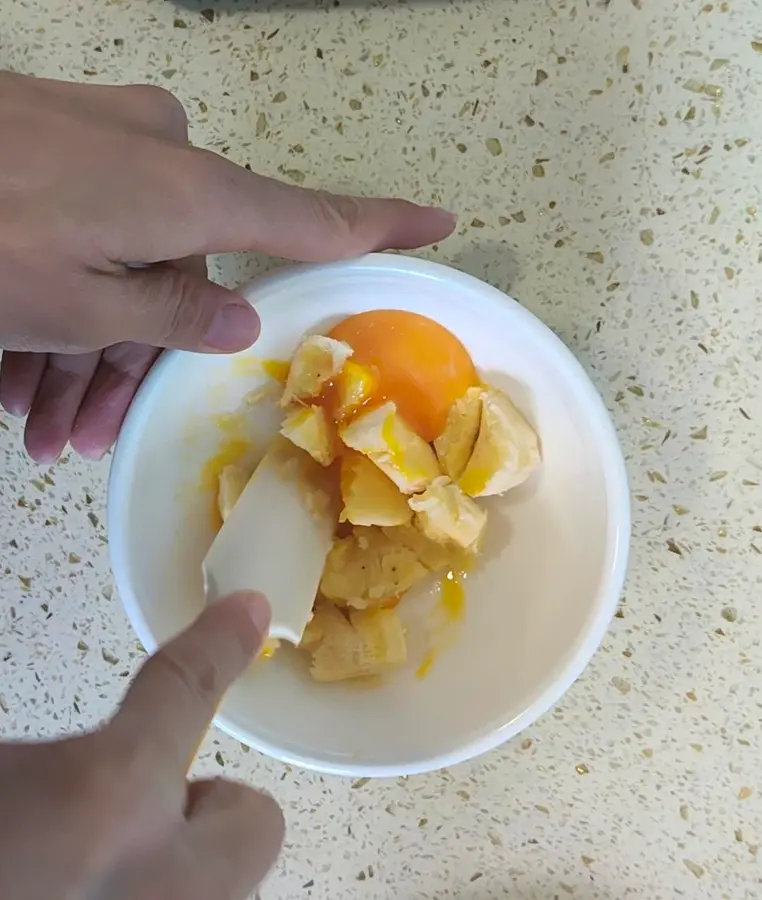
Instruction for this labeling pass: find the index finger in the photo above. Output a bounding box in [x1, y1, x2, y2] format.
[108, 143, 456, 264]
[113, 592, 270, 777]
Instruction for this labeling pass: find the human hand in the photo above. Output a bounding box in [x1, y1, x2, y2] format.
[0, 72, 455, 462]
[0, 591, 285, 900]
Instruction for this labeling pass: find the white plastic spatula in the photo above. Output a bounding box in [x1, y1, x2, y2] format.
[202, 437, 338, 645]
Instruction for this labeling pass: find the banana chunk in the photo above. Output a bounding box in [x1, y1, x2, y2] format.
[304, 604, 359, 680]
[434, 386, 482, 480]
[338, 401, 441, 494]
[408, 477, 487, 551]
[350, 607, 407, 667]
[307, 604, 407, 682]
[458, 388, 540, 497]
[380, 523, 452, 572]
[217, 464, 249, 522]
[320, 525, 429, 608]
[340, 453, 412, 527]
[280, 405, 336, 466]
[280, 335, 353, 407]
[299, 609, 325, 651]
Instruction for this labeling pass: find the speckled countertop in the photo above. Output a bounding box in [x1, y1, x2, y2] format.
[2, 0, 762, 897]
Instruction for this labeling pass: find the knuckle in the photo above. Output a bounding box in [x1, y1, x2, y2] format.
[201, 780, 284, 832]
[310, 192, 366, 254]
[135, 266, 211, 344]
[245, 788, 285, 830]
[78, 732, 148, 803]
[122, 84, 189, 141]
[123, 83, 178, 114]
[162, 146, 227, 224]
[148, 641, 222, 710]
[161, 271, 211, 342]
[186, 147, 235, 193]
[60, 277, 115, 350]
[22, 737, 138, 878]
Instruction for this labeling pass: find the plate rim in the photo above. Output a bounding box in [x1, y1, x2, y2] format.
[108, 252, 631, 777]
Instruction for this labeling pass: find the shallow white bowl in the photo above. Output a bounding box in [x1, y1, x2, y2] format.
[108, 253, 629, 777]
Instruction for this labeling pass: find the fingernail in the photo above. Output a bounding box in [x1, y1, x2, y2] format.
[23, 436, 62, 465]
[204, 302, 261, 352]
[239, 591, 272, 636]
[78, 445, 109, 462]
[31, 451, 60, 465]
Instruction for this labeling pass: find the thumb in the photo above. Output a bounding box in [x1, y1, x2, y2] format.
[181, 779, 285, 899]
[112, 592, 271, 780]
[104, 264, 261, 352]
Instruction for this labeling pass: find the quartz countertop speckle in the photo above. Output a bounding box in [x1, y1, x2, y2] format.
[2, 1, 762, 898]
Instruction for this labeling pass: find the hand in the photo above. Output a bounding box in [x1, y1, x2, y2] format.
[0, 592, 285, 900]
[0, 72, 455, 462]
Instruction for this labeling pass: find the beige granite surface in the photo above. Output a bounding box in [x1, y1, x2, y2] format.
[2, 0, 762, 897]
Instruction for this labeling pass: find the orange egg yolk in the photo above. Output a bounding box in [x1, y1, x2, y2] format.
[328, 310, 478, 442]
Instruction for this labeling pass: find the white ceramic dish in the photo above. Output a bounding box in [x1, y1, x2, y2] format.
[108, 253, 630, 777]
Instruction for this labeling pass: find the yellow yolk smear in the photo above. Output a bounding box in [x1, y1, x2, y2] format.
[415, 569, 467, 679]
[440, 569, 466, 621]
[201, 359, 287, 532]
[329, 310, 478, 442]
[262, 359, 290, 383]
[231, 357, 290, 383]
[381, 411, 405, 466]
[199, 413, 254, 533]
[415, 649, 437, 680]
[318, 360, 379, 427]
[200, 434, 253, 530]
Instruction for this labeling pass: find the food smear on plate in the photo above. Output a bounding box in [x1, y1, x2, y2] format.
[232, 355, 291, 383]
[414, 568, 467, 679]
[201, 436, 254, 530]
[212, 309, 541, 682]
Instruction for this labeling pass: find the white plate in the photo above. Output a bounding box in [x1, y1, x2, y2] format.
[108, 253, 630, 777]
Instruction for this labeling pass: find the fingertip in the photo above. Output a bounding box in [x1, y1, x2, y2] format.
[425, 206, 457, 229]
[26, 449, 61, 466]
[218, 591, 272, 646]
[23, 425, 64, 465]
[70, 413, 120, 460]
[0, 392, 29, 417]
[249, 788, 287, 859]
[0, 351, 47, 418]
[382, 201, 457, 250]
[185, 780, 285, 894]
[70, 436, 110, 461]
